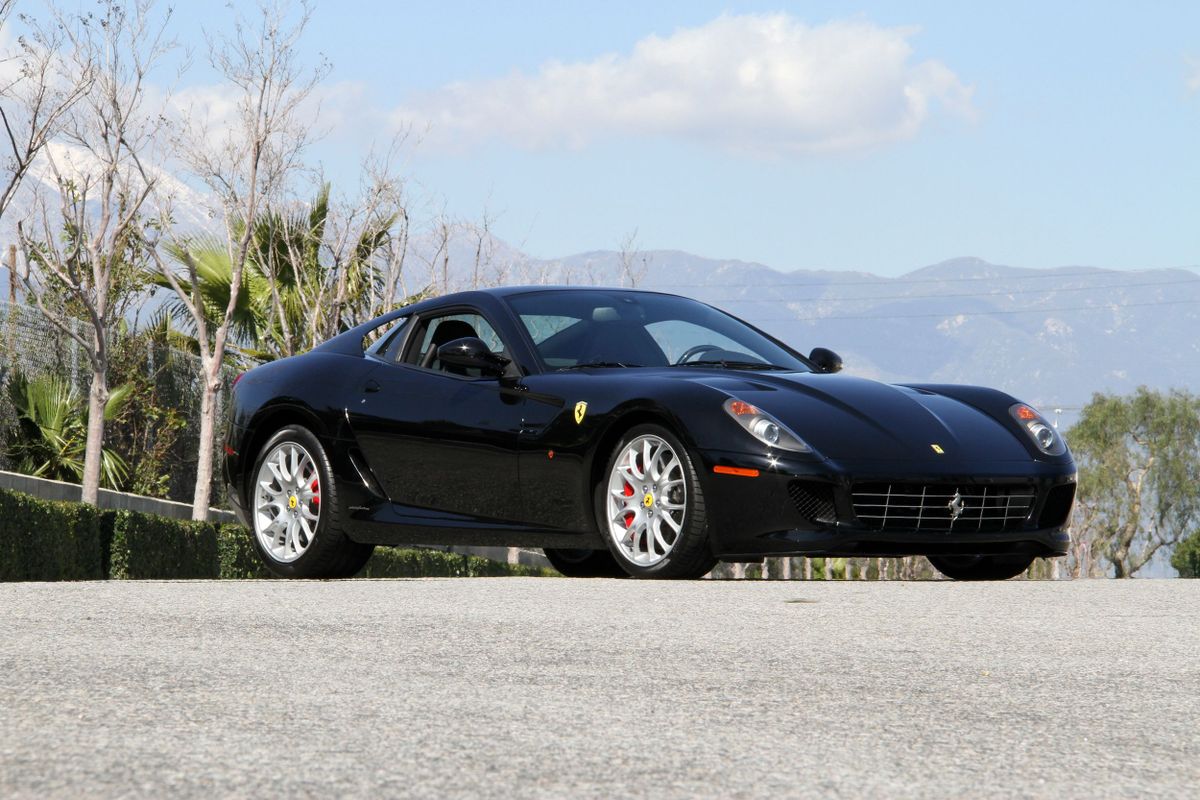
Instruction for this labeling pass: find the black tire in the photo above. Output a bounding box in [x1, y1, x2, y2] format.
[248, 425, 374, 579]
[543, 547, 628, 578]
[927, 554, 1035, 581]
[594, 423, 718, 579]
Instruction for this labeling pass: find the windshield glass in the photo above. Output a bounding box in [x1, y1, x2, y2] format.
[506, 290, 810, 372]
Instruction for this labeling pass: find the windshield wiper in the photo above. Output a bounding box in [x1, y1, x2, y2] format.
[670, 360, 792, 371]
[557, 361, 643, 371]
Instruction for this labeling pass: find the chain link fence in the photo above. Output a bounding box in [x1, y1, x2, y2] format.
[0, 300, 234, 505]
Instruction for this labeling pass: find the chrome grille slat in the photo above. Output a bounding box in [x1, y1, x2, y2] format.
[851, 482, 1035, 533]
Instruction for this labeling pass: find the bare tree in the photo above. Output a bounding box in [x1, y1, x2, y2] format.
[618, 227, 649, 287]
[153, 0, 326, 520]
[0, 1, 94, 227]
[15, 0, 172, 505]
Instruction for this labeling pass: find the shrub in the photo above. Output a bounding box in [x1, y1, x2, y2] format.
[217, 523, 272, 579]
[108, 510, 220, 579]
[1172, 533, 1200, 578]
[361, 546, 554, 578]
[0, 488, 104, 581]
[0, 486, 552, 581]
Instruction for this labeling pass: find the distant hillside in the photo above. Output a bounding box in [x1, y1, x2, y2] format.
[518, 251, 1200, 426]
[3, 163, 1196, 427]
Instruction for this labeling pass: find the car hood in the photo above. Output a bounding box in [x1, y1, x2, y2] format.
[680, 371, 1030, 462]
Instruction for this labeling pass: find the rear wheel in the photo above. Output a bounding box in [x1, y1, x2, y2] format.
[249, 425, 374, 578]
[595, 424, 717, 579]
[542, 548, 627, 578]
[927, 554, 1034, 581]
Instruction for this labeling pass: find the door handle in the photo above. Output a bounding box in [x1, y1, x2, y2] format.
[365, 379, 382, 393]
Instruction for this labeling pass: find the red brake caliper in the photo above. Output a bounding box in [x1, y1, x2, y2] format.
[311, 478, 320, 506]
[622, 481, 634, 528]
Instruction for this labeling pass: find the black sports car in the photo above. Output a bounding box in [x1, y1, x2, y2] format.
[223, 287, 1075, 580]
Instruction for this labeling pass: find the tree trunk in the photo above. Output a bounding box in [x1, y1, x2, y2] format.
[80, 365, 108, 505]
[191, 370, 219, 521]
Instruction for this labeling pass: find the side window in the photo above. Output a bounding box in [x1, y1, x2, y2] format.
[364, 317, 409, 361]
[405, 312, 507, 377]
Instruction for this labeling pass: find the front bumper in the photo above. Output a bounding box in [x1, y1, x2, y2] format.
[696, 448, 1075, 560]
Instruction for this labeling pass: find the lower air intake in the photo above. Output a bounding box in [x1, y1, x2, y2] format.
[851, 483, 1035, 533]
[788, 481, 837, 524]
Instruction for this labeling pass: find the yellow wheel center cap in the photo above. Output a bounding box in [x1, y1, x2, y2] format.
[288, 495, 298, 510]
[643, 493, 655, 508]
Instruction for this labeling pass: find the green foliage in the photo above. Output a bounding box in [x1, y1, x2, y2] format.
[361, 547, 554, 578]
[1171, 532, 1200, 578]
[0, 486, 551, 581]
[108, 510, 221, 579]
[152, 183, 407, 365]
[104, 326, 193, 499]
[0, 488, 105, 581]
[4, 370, 132, 489]
[1068, 388, 1200, 577]
[216, 523, 272, 579]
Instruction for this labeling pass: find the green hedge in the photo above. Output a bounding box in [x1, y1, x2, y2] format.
[0, 488, 105, 581]
[0, 486, 551, 581]
[362, 546, 552, 578]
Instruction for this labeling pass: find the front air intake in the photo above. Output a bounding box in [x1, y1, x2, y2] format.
[788, 481, 838, 525]
[1038, 483, 1076, 529]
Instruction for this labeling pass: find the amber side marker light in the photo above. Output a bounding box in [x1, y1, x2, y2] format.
[713, 465, 760, 477]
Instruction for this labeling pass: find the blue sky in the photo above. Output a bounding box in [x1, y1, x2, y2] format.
[168, 1, 1200, 276]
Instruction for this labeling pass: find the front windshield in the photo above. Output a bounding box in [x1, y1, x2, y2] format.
[506, 290, 810, 372]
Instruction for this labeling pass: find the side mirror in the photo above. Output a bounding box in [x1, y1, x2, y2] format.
[808, 347, 843, 374]
[437, 336, 512, 375]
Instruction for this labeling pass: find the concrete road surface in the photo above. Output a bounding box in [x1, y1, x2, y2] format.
[1, 578, 1197, 798]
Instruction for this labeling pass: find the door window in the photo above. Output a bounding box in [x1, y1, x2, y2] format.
[405, 312, 508, 377]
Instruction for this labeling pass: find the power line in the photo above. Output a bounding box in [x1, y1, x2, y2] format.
[687, 276, 1200, 304]
[643, 267, 1197, 290]
[750, 297, 1199, 323]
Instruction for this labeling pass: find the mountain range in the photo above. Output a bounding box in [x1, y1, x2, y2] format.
[495, 250, 1200, 429]
[1, 147, 1196, 430]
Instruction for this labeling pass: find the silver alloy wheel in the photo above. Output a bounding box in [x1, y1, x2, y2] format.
[605, 434, 687, 567]
[253, 441, 321, 563]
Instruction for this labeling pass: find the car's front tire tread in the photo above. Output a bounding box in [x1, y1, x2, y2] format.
[927, 554, 1035, 581]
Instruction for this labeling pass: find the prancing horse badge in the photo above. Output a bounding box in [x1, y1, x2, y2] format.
[574, 401, 588, 424]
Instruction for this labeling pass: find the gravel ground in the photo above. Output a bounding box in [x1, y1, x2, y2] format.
[1, 578, 1197, 798]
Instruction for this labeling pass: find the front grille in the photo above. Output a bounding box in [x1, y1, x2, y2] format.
[851, 482, 1035, 533]
[788, 481, 837, 524]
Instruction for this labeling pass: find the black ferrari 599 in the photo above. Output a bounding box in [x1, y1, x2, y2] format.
[223, 287, 1075, 580]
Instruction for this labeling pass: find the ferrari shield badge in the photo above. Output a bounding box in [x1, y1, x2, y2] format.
[930, 443, 945, 454]
[574, 401, 588, 424]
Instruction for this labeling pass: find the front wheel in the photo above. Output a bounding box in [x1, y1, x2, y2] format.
[249, 425, 374, 578]
[927, 554, 1035, 581]
[595, 424, 717, 579]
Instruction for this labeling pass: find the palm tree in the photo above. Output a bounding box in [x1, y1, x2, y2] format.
[5, 370, 132, 489]
[154, 184, 404, 364]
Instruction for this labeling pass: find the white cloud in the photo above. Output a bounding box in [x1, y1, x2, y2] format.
[391, 14, 974, 155]
[1187, 56, 1200, 92]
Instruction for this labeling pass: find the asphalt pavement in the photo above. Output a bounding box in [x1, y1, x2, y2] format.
[1, 578, 1197, 798]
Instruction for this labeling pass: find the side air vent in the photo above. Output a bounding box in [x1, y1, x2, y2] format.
[1038, 483, 1076, 529]
[788, 481, 838, 525]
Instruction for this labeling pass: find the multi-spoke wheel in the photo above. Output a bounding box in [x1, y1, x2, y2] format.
[248, 425, 374, 578]
[254, 441, 321, 563]
[597, 424, 717, 579]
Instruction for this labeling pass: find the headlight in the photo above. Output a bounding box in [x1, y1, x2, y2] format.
[723, 399, 812, 453]
[1009, 403, 1067, 456]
